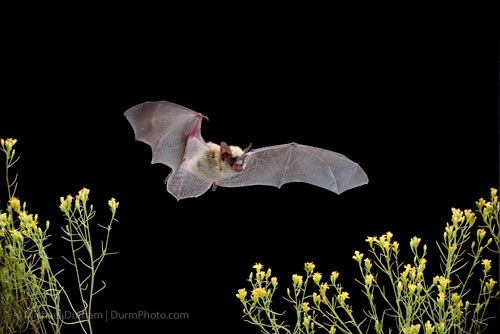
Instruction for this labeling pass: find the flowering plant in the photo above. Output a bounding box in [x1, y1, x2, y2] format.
[237, 189, 500, 333]
[0, 138, 119, 334]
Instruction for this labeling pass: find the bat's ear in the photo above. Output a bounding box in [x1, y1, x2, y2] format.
[220, 142, 232, 161]
[242, 142, 252, 156]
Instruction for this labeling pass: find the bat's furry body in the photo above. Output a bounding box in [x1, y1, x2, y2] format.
[191, 142, 244, 181]
[125, 101, 368, 200]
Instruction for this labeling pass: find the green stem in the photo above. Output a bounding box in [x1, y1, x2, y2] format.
[79, 201, 94, 334]
[5, 153, 10, 198]
[68, 221, 86, 323]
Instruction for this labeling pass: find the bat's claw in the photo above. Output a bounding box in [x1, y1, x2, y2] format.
[198, 113, 209, 121]
[211, 182, 218, 191]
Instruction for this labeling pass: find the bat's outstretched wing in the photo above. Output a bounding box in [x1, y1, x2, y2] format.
[218, 143, 368, 194]
[165, 134, 213, 200]
[124, 101, 206, 171]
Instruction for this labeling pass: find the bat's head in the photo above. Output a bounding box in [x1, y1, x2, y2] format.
[220, 142, 252, 172]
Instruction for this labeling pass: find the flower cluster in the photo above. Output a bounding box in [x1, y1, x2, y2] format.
[235, 263, 284, 332]
[1, 138, 120, 334]
[236, 189, 500, 334]
[0, 138, 17, 155]
[1, 139, 56, 333]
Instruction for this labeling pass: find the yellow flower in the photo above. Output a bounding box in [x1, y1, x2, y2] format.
[256, 271, 266, 282]
[305, 262, 315, 273]
[385, 231, 394, 242]
[445, 223, 455, 236]
[292, 274, 303, 288]
[265, 268, 272, 279]
[365, 274, 374, 286]
[402, 264, 414, 277]
[302, 315, 312, 329]
[17, 210, 28, 228]
[491, 188, 498, 198]
[108, 197, 119, 215]
[437, 292, 446, 306]
[29, 218, 38, 230]
[253, 263, 263, 272]
[251, 287, 266, 302]
[477, 229, 486, 240]
[409, 236, 421, 250]
[319, 282, 329, 297]
[75, 196, 81, 210]
[451, 208, 464, 225]
[364, 258, 372, 271]
[1, 138, 17, 154]
[78, 187, 90, 203]
[330, 271, 339, 284]
[7, 138, 17, 147]
[0, 213, 7, 227]
[418, 258, 427, 271]
[408, 283, 417, 295]
[438, 276, 451, 291]
[9, 229, 23, 243]
[313, 272, 322, 285]
[476, 197, 486, 210]
[338, 291, 349, 302]
[485, 278, 497, 291]
[59, 195, 74, 213]
[235, 288, 247, 301]
[392, 241, 400, 252]
[464, 209, 476, 225]
[405, 324, 421, 334]
[484, 202, 493, 214]
[424, 320, 434, 334]
[329, 326, 337, 334]
[365, 236, 377, 247]
[8, 197, 21, 212]
[451, 292, 461, 304]
[302, 302, 310, 313]
[352, 250, 364, 263]
[312, 292, 321, 304]
[271, 277, 278, 288]
[482, 259, 491, 273]
[475, 303, 483, 312]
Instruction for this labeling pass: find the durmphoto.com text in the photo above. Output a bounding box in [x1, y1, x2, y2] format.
[17, 310, 189, 322]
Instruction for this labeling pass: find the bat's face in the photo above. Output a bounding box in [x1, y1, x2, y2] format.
[220, 142, 252, 173]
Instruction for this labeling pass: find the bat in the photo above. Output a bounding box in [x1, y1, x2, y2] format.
[125, 101, 368, 200]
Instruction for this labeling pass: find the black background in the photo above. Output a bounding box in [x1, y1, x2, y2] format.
[1, 8, 499, 333]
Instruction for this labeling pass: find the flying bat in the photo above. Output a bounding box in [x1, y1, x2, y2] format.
[125, 101, 368, 200]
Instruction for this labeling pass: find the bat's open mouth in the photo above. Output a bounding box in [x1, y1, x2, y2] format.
[231, 159, 244, 172]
